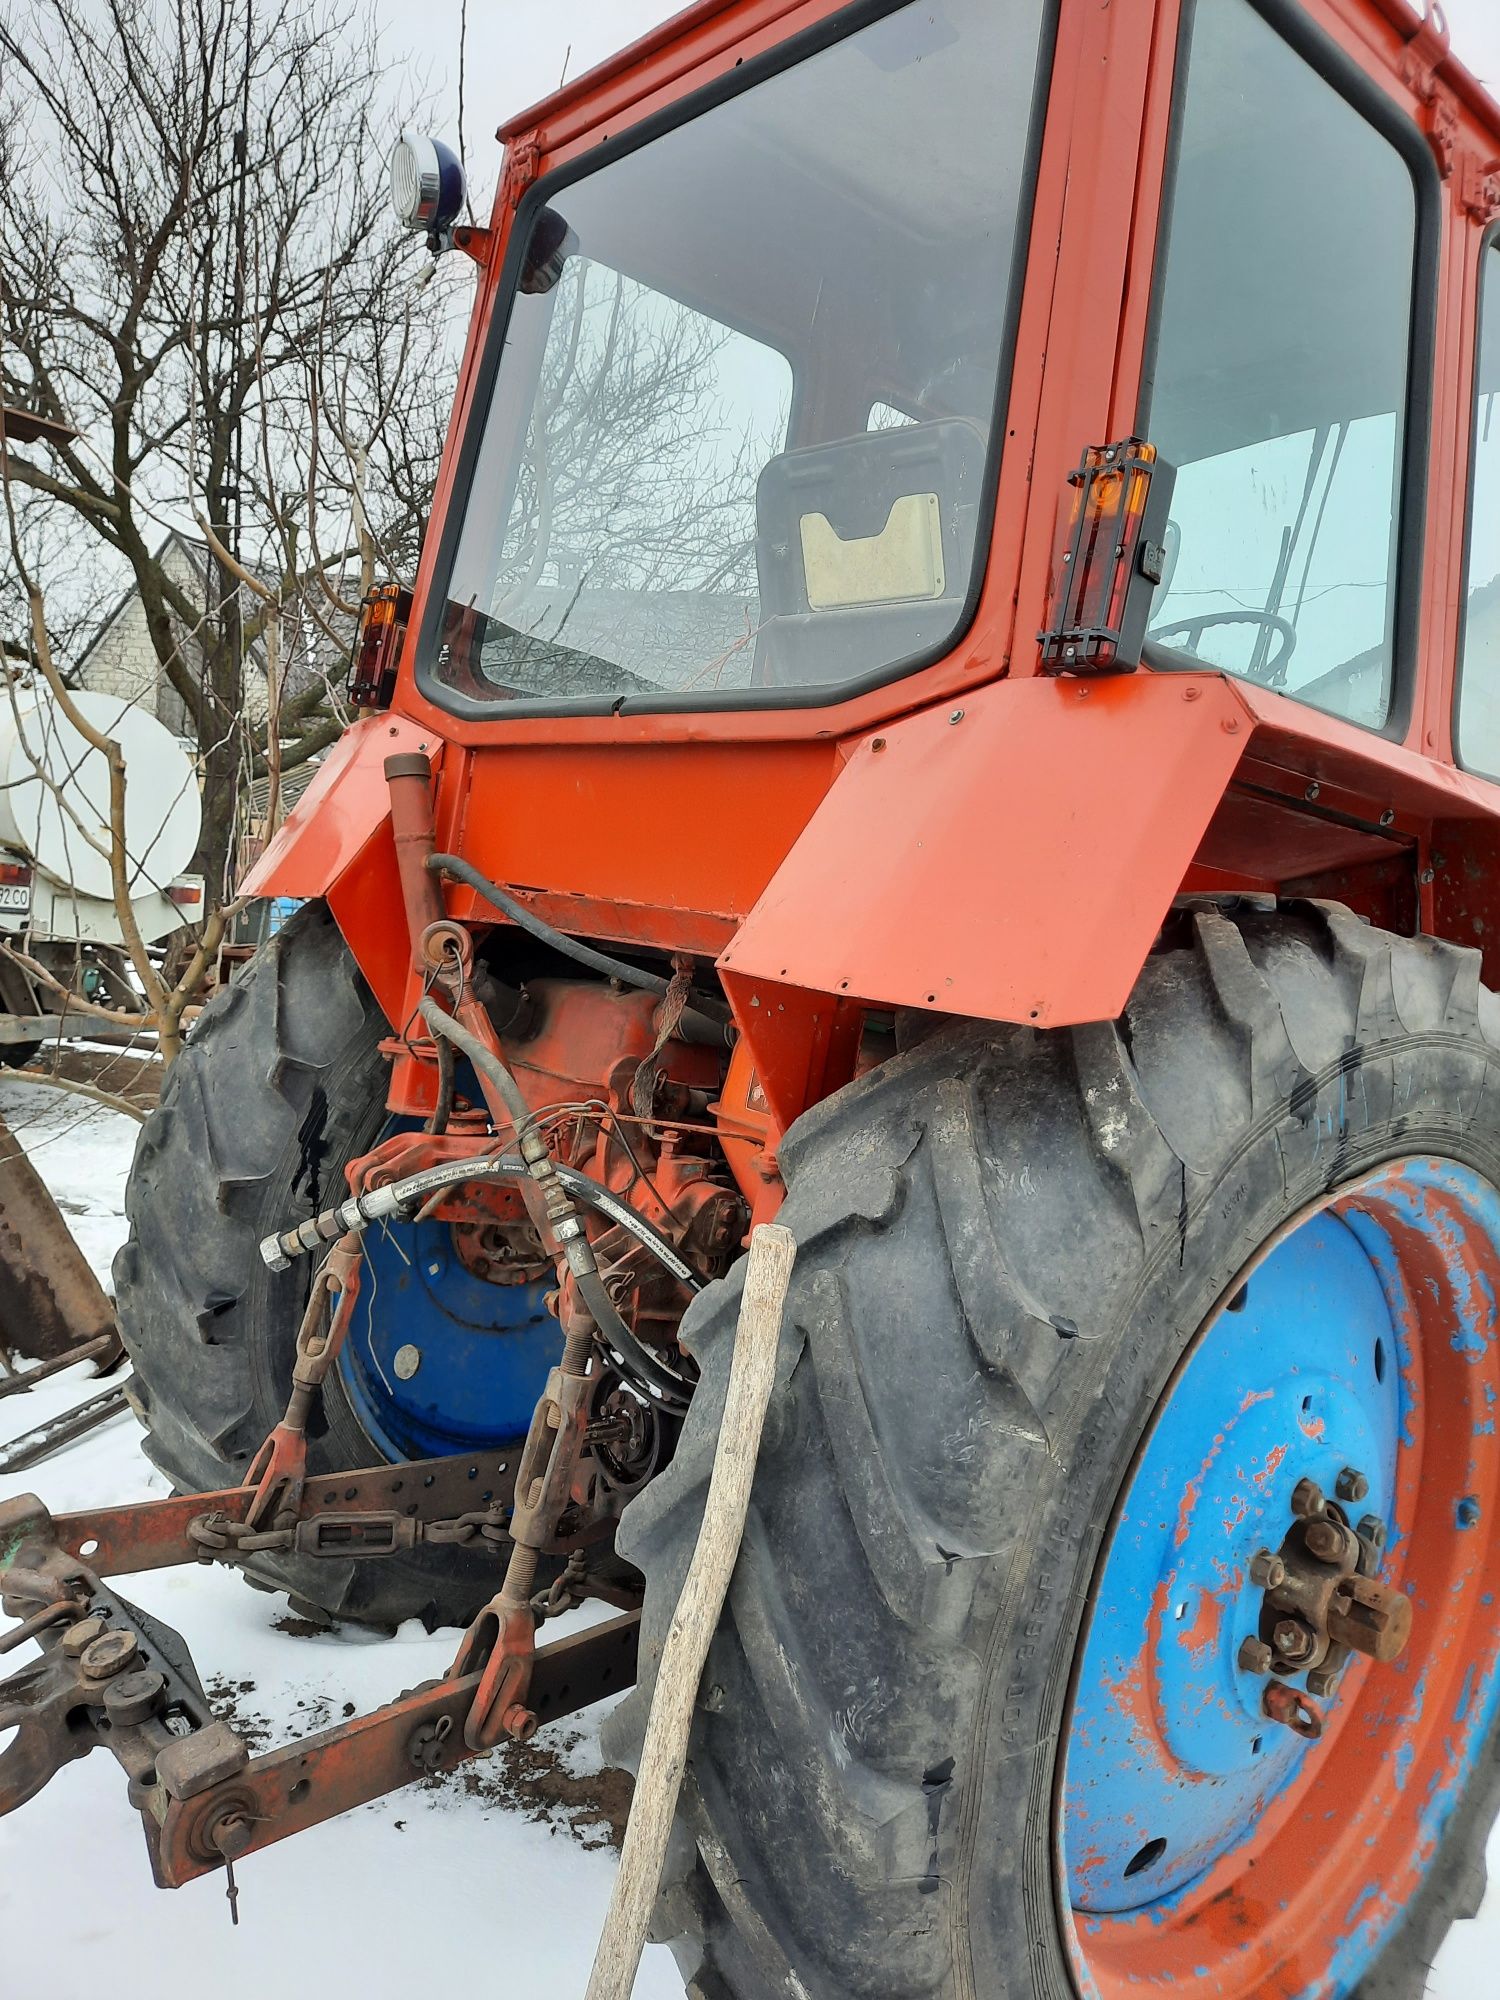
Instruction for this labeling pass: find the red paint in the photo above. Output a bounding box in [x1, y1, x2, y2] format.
[230, 0, 1500, 1155]
[721, 675, 1252, 1028]
[1180, 1588, 1223, 1670]
[1253, 1441, 1290, 1493]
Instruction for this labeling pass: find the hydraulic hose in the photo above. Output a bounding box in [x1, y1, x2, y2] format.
[258, 1151, 699, 1291]
[427, 852, 731, 1046]
[425, 1001, 690, 1409]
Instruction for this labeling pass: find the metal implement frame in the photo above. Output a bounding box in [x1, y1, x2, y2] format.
[0, 1474, 639, 1885]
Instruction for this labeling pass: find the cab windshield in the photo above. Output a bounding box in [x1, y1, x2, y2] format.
[425, 0, 1049, 712]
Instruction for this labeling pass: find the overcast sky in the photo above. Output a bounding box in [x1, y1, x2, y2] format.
[388, 0, 1500, 213]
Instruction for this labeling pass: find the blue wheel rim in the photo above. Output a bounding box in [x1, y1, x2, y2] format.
[1060, 1158, 1500, 1996]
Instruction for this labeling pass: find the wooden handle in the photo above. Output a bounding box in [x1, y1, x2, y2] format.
[585, 1222, 797, 2000]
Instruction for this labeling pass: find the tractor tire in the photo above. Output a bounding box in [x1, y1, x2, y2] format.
[606, 900, 1500, 2000]
[114, 901, 507, 1630]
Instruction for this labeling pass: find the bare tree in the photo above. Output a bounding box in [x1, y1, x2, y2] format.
[0, 0, 455, 910]
[463, 249, 788, 699]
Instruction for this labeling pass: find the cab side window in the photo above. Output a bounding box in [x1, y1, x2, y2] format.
[1143, 0, 1421, 729]
[1458, 246, 1500, 777]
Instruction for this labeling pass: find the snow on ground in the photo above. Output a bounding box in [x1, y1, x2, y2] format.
[0, 1078, 681, 2000]
[0, 1074, 1497, 1998]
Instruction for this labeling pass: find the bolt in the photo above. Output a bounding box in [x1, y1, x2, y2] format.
[501, 1704, 538, 1743]
[1305, 1518, 1350, 1566]
[1238, 1637, 1274, 1676]
[103, 1668, 167, 1727]
[1273, 1618, 1315, 1664]
[60, 1614, 108, 1659]
[1249, 1549, 1286, 1590]
[1336, 1467, 1370, 1504]
[393, 1344, 421, 1381]
[1358, 1515, 1387, 1551]
[80, 1628, 138, 1680]
[1291, 1478, 1327, 1519]
[1306, 1665, 1343, 1699]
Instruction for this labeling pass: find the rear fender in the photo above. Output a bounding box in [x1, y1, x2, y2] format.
[241, 712, 442, 1025]
[719, 672, 1253, 1132]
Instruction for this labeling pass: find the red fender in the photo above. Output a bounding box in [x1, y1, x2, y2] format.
[718, 672, 1253, 1130]
[241, 712, 442, 1026]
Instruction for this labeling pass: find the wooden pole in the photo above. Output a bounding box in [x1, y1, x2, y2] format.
[585, 1222, 796, 2000]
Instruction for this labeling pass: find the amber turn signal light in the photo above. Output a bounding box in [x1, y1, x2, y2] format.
[1039, 438, 1175, 675]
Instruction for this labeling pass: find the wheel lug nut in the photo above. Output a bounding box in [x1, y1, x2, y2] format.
[1238, 1637, 1274, 1676]
[1291, 1478, 1327, 1519]
[1336, 1467, 1370, 1504]
[1273, 1618, 1315, 1664]
[1304, 1519, 1348, 1565]
[1249, 1548, 1286, 1589]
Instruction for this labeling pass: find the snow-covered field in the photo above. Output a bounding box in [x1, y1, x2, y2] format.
[0, 1073, 1497, 1998]
[0, 1078, 680, 2000]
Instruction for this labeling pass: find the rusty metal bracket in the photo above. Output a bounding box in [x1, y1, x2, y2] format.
[0, 1492, 639, 1880]
[0, 1496, 219, 1818]
[147, 1610, 639, 1888]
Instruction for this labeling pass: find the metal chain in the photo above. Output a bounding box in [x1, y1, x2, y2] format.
[187, 1502, 512, 1565]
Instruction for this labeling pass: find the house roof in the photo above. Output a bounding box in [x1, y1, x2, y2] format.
[76, 531, 348, 705]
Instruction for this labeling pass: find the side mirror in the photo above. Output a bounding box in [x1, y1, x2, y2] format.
[389, 132, 466, 252]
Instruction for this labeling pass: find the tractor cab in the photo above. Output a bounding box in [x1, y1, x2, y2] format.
[8, 6, 1500, 1999]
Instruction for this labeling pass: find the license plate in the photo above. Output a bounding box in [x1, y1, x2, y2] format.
[0, 880, 31, 918]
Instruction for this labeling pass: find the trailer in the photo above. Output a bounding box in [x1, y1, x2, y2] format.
[5, 1, 1500, 1992]
[0, 684, 203, 1057]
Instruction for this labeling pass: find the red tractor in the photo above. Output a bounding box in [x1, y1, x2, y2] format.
[6, 0, 1500, 1992]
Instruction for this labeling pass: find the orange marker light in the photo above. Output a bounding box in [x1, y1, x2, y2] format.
[348, 583, 413, 710]
[1039, 439, 1175, 675]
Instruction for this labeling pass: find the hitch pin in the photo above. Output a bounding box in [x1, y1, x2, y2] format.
[211, 1811, 252, 1927]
